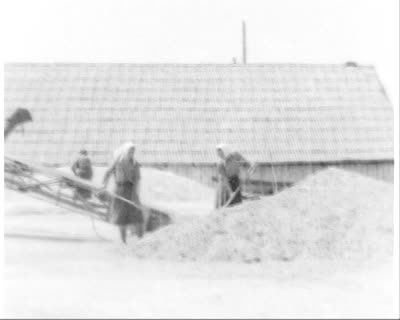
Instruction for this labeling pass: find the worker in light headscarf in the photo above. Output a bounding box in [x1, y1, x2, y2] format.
[102, 142, 144, 244]
[215, 143, 253, 208]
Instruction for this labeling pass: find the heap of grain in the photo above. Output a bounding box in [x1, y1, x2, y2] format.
[131, 168, 393, 262]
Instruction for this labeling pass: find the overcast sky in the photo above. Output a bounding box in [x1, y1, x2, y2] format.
[1, 0, 399, 107]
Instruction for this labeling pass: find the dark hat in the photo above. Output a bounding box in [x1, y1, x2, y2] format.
[80, 149, 88, 155]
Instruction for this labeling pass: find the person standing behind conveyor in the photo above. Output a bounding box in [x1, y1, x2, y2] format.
[71, 149, 93, 200]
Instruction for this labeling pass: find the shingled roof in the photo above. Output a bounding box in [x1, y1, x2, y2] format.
[4, 63, 394, 165]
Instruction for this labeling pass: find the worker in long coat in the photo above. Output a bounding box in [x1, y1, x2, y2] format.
[215, 144, 253, 208]
[102, 142, 144, 244]
[71, 149, 93, 199]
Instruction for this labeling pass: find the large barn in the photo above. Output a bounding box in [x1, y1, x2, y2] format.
[4, 63, 394, 194]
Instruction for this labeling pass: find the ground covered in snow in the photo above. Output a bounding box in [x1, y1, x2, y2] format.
[3, 167, 397, 318]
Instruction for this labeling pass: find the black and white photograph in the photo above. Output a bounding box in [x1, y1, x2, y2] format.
[1, 0, 399, 318]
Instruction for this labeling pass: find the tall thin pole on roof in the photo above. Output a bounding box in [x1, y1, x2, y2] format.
[242, 21, 247, 64]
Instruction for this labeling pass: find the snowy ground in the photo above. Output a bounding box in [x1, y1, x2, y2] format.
[3, 175, 397, 318]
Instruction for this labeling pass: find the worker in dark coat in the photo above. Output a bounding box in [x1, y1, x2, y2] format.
[102, 142, 144, 244]
[215, 144, 253, 208]
[71, 149, 93, 200]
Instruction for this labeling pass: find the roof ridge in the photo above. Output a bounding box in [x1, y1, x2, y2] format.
[5, 62, 375, 69]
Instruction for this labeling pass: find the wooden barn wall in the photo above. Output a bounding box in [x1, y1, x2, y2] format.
[148, 164, 218, 187]
[253, 162, 394, 184]
[146, 161, 393, 193]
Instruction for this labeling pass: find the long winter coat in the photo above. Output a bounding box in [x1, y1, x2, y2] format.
[71, 155, 93, 199]
[215, 151, 251, 208]
[103, 155, 143, 225]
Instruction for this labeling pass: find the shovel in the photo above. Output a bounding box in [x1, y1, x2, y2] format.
[222, 163, 258, 208]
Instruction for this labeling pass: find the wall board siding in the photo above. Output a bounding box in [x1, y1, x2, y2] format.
[144, 161, 393, 195]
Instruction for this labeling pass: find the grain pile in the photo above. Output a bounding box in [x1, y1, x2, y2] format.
[131, 168, 393, 263]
